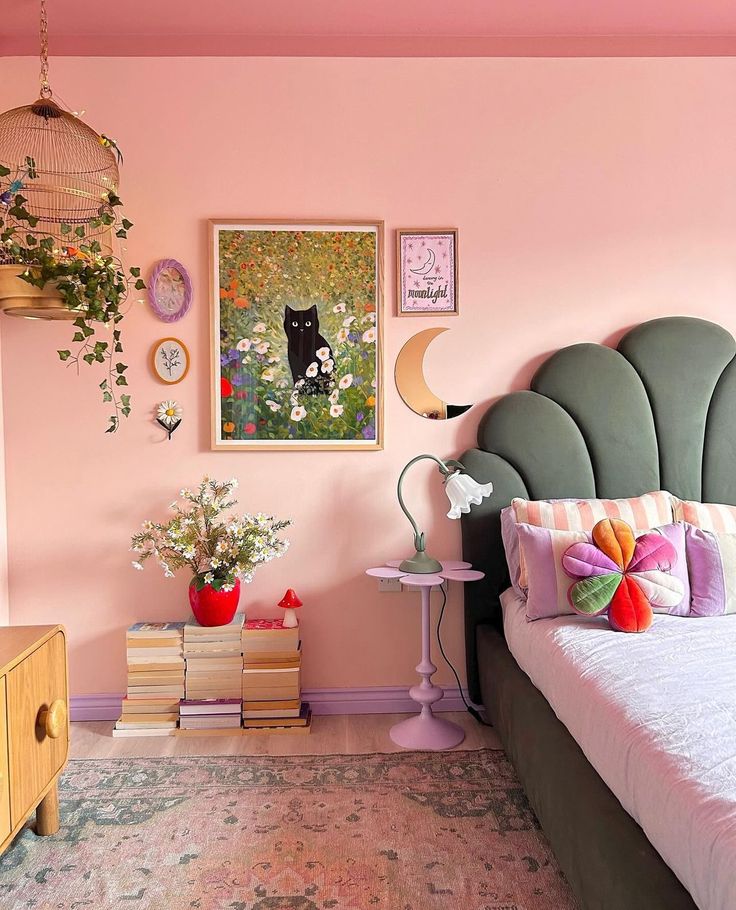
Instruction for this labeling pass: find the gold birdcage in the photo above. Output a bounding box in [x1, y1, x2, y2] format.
[0, 99, 119, 246]
[0, 0, 120, 319]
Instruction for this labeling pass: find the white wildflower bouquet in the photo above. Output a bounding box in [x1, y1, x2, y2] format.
[130, 477, 291, 592]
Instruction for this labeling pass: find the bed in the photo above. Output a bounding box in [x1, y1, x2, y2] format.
[459, 316, 736, 910]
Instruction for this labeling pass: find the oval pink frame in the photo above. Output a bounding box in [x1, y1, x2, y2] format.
[148, 258, 192, 322]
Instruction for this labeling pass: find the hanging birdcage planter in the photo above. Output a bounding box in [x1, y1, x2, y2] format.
[0, 0, 142, 432]
[0, 97, 120, 319]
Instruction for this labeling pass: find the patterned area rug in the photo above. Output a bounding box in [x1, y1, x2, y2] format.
[0, 750, 578, 910]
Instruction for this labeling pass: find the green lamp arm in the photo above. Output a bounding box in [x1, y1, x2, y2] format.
[397, 454, 464, 552]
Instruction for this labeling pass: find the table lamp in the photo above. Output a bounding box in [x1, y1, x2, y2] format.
[367, 454, 492, 750]
[397, 455, 493, 573]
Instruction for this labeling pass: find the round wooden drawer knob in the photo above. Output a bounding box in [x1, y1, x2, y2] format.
[38, 699, 66, 739]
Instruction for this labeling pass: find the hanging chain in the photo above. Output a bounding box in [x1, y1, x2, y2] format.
[39, 0, 52, 98]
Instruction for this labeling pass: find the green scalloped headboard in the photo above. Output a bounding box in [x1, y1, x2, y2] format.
[460, 316, 736, 702]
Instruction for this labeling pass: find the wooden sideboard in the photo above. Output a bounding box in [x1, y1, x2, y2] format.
[0, 625, 69, 855]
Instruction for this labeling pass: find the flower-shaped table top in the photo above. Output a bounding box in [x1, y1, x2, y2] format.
[366, 559, 484, 586]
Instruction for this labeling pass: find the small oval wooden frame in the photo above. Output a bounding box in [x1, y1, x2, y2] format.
[148, 258, 192, 322]
[151, 337, 190, 385]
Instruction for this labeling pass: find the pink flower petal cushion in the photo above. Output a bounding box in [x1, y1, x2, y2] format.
[562, 518, 684, 632]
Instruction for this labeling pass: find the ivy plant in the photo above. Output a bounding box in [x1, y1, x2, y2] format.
[0, 157, 141, 432]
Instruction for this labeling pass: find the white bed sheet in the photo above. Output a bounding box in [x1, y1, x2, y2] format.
[500, 588, 736, 910]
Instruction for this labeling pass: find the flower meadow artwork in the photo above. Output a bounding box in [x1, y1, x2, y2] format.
[211, 222, 382, 449]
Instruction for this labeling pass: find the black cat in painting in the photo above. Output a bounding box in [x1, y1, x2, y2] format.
[283, 304, 334, 394]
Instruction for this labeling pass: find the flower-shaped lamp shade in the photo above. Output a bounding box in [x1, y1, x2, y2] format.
[278, 588, 302, 629]
[445, 471, 493, 520]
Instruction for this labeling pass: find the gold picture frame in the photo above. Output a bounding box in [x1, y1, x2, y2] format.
[151, 337, 190, 384]
[209, 219, 384, 451]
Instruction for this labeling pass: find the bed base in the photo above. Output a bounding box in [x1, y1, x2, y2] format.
[477, 624, 696, 910]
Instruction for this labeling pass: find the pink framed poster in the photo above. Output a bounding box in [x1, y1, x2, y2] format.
[396, 228, 458, 316]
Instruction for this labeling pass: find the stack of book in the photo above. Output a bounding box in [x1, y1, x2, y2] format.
[113, 621, 185, 737]
[181, 613, 245, 729]
[179, 698, 242, 731]
[241, 619, 311, 732]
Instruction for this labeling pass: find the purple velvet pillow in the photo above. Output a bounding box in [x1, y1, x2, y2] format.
[684, 524, 736, 617]
[517, 521, 689, 621]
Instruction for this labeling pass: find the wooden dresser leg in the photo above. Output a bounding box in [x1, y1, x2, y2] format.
[36, 782, 60, 836]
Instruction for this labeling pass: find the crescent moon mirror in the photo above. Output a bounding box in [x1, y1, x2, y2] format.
[394, 327, 472, 420]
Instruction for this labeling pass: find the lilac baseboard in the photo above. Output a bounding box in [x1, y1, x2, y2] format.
[71, 694, 126, 721]
[70, 686, 477, 722]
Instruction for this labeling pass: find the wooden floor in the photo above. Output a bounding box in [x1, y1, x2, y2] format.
[70, 712, 501, 758]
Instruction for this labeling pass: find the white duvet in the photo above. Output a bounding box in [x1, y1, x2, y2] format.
[501, 589, 736, 910]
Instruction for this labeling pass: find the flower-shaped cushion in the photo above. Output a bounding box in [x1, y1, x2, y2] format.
[562, 518, 684, 632]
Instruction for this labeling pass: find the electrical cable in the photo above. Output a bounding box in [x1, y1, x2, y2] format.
[435, 581, 492, 727]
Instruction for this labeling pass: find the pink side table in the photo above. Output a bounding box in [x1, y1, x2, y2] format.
[366, 559, 484, 750]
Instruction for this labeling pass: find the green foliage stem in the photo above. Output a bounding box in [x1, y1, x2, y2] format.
[0, 160, 141, 432]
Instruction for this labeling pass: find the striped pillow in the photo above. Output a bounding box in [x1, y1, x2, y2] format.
[510, 491, 674, 589]
[672, 499, 736, 533]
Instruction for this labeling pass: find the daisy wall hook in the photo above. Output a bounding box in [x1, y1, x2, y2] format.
[156, 400, 182, 440]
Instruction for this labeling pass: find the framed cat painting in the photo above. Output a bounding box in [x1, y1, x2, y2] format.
[210, 220, 383, 450]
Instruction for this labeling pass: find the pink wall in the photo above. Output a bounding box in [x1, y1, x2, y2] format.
[1, 56, 736, 695]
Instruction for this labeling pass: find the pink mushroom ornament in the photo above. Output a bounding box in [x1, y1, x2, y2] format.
[278, 588, 303, 628]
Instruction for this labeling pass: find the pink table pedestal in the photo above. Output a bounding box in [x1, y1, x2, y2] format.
[366, 560, 484, 751]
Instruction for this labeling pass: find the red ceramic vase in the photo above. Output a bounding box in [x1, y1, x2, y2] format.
[188, 578, 241, 627]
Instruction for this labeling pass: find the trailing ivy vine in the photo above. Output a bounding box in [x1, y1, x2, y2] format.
[0, 156, 141, 432]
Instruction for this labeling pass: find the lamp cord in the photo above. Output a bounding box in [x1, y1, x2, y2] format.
[436, 582, 492, 727]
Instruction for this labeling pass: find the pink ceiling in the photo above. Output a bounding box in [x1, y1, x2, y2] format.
[3, 0, 736, 57]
